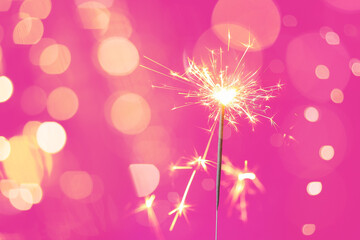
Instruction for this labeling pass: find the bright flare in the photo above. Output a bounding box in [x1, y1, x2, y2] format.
[142, 39, 281, 128]
[222, 159, 264, 221]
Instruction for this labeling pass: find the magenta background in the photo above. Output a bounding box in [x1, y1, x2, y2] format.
[0, 0, 360, 239]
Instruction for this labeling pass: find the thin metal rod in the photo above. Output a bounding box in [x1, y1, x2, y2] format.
[215, 105, 225, 240]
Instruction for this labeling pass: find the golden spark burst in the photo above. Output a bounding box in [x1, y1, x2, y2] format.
[141, 34, 282, 232]
[222, 158, 264, 221]
[141, 38, 282, 129]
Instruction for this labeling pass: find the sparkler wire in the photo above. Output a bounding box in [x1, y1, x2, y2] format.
[215, 105, 225, 240]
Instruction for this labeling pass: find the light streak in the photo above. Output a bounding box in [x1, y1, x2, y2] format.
[222, 159, 264, 221]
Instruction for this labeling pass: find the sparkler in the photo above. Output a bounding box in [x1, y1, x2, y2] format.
[142, 34, 281, 238]
[222, 158, 264, 221]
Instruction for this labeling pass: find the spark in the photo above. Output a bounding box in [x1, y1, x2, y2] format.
[141, 38, 282, 129]
[222, 158, 264, 221]
[168, 123, 216, 231]
[142, 34, 281, 233]
[135, 194, 164, 239]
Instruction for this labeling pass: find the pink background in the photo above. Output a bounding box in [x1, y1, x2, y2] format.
[0, 0, 359, 239]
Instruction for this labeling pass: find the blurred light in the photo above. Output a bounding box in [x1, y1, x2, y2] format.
[0, 76, 13, 103]
[325, 32, 340, 45]
[212, 0, 281, 50]
[286, 33, 350, 102]
[0, 136, 10, 161]
[29, 38, 56, 65]
[319, 145, 334, 161]
[133, 126, 171, 166]
[351, 61, 360, 77]
[201, 178, 215, 191]
[304, 107, 319, 122]
[19, 0, 52, 19]
[223, 125, 232, 140]
[269, 59, 285, 73]
[282, 14, 297, 27]
[75, 0, 114, 8]
[60, 171, 93, 200]
[36, 121, 67, 154]
[315, 65, 330, 79]
[0, 0, 12, 12]
[20, 183, 42, 204]
[0, 179, 18, 198]
[307, 181, 322, 196]
[129, 164, 160, 197]
[77, 1, 110, 30]
[8, 188, 33, 211]
[323, 0, 360, 11]
[4, 136, 45, 184]
[110, 93, 151, 135]
[104, 13, 133, 39]
[39, 44, 71, 74]
[22, 121, 41, 146]
[21, 86, 47, 115]
[13, 18, 44, 45]
[330, 88, 344, 104]
[98, 37, 139, 76]
[302, 224, 316, 236]
[47, 87, 79, 121]
[344, 24, 358, 37]
[320, 26, 333, 39]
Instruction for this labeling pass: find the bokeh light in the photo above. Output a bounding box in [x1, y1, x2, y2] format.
[9, 188, 33, 211]
[133, 126, 171, 166]
[330, 88, 344, 103]
[282, 15, 297, 27]
[306, 181, 322, 196]
[103, 13, 133, 39]
[323, 0, 360, 11]
[98, 37, 139, 76]
[315, 64, 330, 79]
[36, 121, 67, 154]
[60, 171, 93, 200]
[350, 59, 360, 76]
[0, 0, 12, 12]
[47, 87, 79, 121]
[21, 86, 47, 115]
[286, 33, 350, 102]
[304, 107, 319, 122]
[39, 44, 71, 74]
[20, 183, 43, 204]
[0, 136, 11, 161]
[280, 106, 346, 179]
[29, 38, 57, 65]
[302, 224, 316, 236]
[201, 178, 215, 191]
[129, 164, 160, 197]
[13, 18, 44, 45]
[110, 93, 151, 135]
[77, 1, 110, 30]
[0, 179, 18, 198]
[3, 136, 45, 184]
[19, 0, 52, 19]
[325, 31, 340, 45]
[211, 0, 281, 50]
[319, 145, 335, 161]
[0, 76, 13, 103]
